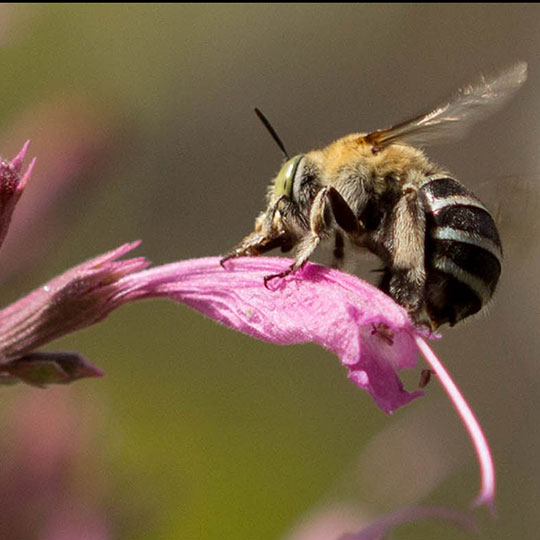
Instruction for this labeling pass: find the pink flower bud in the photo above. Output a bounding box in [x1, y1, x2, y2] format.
[0, 142, 35, 251]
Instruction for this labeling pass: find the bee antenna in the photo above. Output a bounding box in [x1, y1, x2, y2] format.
[254, 107, 290, 160]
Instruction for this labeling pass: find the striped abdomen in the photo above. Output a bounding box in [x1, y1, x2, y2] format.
[419, 175, 502, 326]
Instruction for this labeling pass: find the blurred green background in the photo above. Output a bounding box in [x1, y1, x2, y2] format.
[0, 4, 539, 539]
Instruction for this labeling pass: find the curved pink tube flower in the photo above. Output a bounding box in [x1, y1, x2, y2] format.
[119, 256, 424, 414]
[115, 256, 495, 511]
[0, 142, 496, 512]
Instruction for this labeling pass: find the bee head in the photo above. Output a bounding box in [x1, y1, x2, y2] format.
[261, 153, 320, 245]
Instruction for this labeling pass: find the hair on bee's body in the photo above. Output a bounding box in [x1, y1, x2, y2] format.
[222, 62, 527, 329]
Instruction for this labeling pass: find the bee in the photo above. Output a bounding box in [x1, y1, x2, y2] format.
[221, 62, 528, 329]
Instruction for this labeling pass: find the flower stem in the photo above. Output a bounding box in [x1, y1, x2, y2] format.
[415, 336, 496, 516]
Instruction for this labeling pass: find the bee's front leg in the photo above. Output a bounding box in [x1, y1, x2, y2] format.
[220, 231, 288, 268]
[264, 187, 361, 286]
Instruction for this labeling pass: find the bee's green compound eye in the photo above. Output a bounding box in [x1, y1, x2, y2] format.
[274, 155, 304, 198]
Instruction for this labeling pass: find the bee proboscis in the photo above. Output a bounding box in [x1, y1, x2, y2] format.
[221, 62, 528, 329]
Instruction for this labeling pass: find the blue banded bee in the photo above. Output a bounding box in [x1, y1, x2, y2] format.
[221, 62, 527, 329]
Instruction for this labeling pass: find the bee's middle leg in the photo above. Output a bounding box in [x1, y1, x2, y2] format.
[264, 187, 360, 285]
[264, 188, 332, 285]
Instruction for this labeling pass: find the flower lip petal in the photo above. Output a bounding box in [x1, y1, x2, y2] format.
[121, 256, 425, 414]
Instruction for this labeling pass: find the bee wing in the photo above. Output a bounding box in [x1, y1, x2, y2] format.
[365, 62, 527, 148]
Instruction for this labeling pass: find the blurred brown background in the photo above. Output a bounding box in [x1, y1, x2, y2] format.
[0, 4, 538, 539]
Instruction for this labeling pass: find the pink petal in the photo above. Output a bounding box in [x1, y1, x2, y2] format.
[120, 256, 495, 507]
[10, 139, 30, 173]
[119, 256, 425, 414]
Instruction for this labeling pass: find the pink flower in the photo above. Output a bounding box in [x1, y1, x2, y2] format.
[0, 141, 34, 252]
[0, 143, 496, 513]
[0, 145, 148, 387]
[0, 95, 113, 281]
[119, 256, 424, 414]
[282, 503, 477, 540]
[0, 389, 112, 540]
[339, 505, 478, 540]
[116, 256, 495, 512]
